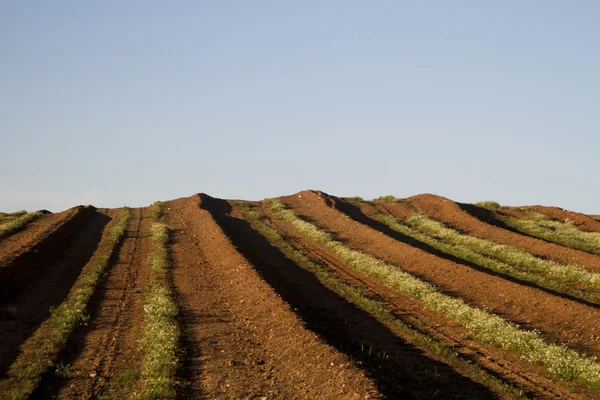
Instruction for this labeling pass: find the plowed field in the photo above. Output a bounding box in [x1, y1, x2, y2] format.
[2, 191, 600, 399]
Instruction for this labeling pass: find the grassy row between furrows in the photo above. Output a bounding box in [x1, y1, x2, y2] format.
[0, 207, 130, 400]
[148, 201, 165, 221]
[269, 199, 600, 387]
[500, 212, 600, 255]
[0, 210, 29, 224]
[0, 211, 44, 239]
[138, 201, 179, 400]
[371, 210, 600, 304]
[240, 202, 523, 398]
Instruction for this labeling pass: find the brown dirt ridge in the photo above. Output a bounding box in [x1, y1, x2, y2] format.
[2, 190, 600, 399]
[0, 207, 110, 376]
[288, 192, 600, 358]
[523, 205, 600, 232]
[409, 194, 600, 271]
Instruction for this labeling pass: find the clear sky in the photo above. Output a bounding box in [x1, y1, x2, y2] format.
[1, 1, 599, 213]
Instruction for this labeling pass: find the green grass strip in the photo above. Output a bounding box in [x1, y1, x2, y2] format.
[138, 222, 179, 400]
[269, 199, 600, 386]
[0, 211, 27, 224]
[372, 212, 600, 303]
[0, 211, 44, 239]
[0, 207, 130, 400]
[239, 202, 524, 398]
[475, 201, 502, 209]
[502, 212, 600, 255]
[373, 195, 404, 202]
[149, 201, 165, 221]
[372, 195, 406, 202]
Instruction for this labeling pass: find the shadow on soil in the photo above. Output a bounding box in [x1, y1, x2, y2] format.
[166, 228, 205, 400]
[461, 203, 600, 253]
[333, 198, 600, 312]
[458, 203, 521, 233]
[175, 295, 205, 400]
[0, 207, 105, 305]
[30, 214, 135, 399]
[0, 208, 110, 377]
[201, 196, 498, 400]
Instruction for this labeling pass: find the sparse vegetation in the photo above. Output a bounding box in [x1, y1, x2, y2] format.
[54, 363, 72, 378]
[373, 211, 600, 303]
[0, 211, 44, 239]
[149, 201, 165, 221]
[348, 196, 364, 201]
[0, 210, 27, 222]
[138, 222, 180, 399]
[375, 195, 404, 202]
[269, 199, 600, 386]
[0, 210, 27, 217]
[241, 202, 523, 398]
[121, 369, 140, 383]
[0, 207, 130, 400]
[502, 212, 600, 255]
[475, 201, 502, 209]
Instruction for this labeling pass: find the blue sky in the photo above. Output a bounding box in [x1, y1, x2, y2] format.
[1, 1, 599, 213]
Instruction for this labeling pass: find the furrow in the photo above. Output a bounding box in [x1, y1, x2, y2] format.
[407, 194, 600, 272]
[0, 206, 99, 305]
[0, 207, 129, 400]
[258, 201, 573, 399]
[43, 207, 150, 400]
[164, 194, 381, 399]
[362, 201, 600, 305]
[281, 191, 600, 388]
[0, 209, 111, 376]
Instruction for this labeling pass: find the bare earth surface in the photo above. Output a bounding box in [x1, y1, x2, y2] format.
[3, 191, 600, 399]
[164, 195, 380, 399]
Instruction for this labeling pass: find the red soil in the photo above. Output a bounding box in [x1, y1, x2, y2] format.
[0, 208, 77, 268]
[0, 207, 97, 304]
[524, 205, 600, 232]
[260, 201, 578, 399]
[0, 207, 110, 376]
[4, 191, 600, 399]
[36, 207, 152, 399]
[406, 194, 600, 272]
[163, 194, 380, 399]
[282, 191, 600, 360]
